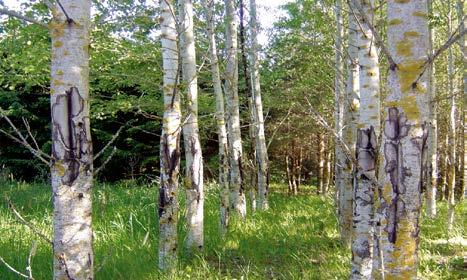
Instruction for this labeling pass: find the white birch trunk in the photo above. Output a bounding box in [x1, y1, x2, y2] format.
[447, 0, 456, 231]
[425, 0, 437, 218]
[334, 0, 351, 246]
[159, 0, 181, 270]
[249, 0, 269, 210]
[49, 1, 93, 278]
[224, 0, 246, 218]
[458, 0, 467, 200]
[379, 0, 430, 278]
[203, 0, 230, 234]
[350, 1, 379, 278]
[179, 0, 204, 251]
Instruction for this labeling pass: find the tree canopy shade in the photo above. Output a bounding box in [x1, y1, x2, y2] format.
[0, 0, 465, 279]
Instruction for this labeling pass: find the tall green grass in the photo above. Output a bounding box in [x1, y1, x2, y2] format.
[0, 182, 465, 279]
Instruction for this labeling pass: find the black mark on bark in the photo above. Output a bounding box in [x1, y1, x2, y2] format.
[51, 87, 92, 186]
[383, 108, 410, 243]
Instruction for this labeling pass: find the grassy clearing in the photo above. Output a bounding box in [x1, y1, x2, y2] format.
[0, 182, 465, 279]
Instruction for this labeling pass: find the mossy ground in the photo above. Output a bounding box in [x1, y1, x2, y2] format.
[0, 182, 465, 279]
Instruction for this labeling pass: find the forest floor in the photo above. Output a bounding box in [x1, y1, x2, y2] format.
[0, 181, 466, 279]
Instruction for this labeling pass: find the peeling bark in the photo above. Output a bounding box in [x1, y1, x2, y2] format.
[159, 0, 181, 270]
[49, 1, 93, 279]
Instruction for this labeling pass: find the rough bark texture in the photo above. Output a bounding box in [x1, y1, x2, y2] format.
[49, 1, 94, 279]
[180, 0, 204, 251]
[379, 1, 430, 278]
[224, 0, 246, 218]
[203, 0, 229, 234]
[249, 0, 269, 210]
[334, 0, 351, 246]
[447, 1, 456, 231]
[351, 1, 380, 278]
[159, 0, 181, 270]
[425, 0, 437, 218]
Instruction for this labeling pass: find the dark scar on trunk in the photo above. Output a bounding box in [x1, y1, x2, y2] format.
[51, 87, 92, 186]
[383, 107, 410, 243]
[159, 133, 180, 217]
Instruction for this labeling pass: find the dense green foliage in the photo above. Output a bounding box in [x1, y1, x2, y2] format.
[0, 182, 465, 279]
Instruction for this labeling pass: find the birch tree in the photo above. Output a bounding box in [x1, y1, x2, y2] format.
[334, 0, 351, 245]
[159, 0, 181, 270]
[179, 0, 204, 250]
[49, 1, 94, 279]
[342, 0, 360, 248]
[425, 0, 437, 218]
[446, 0, 456, 231]
[203, 0, 230, 233]
[224, 0, 246, 218]
[379, 0, 430, 278]
[249, 0, 269, 210]
[350, 1, 380, 278]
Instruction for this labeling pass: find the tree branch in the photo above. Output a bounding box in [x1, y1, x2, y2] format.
[0, 255, 29, 279]
[0, 8, 48, 28]
[94, 146, 117, 176]
[349, 0, 396, 69]
[6, 198, 53, 245]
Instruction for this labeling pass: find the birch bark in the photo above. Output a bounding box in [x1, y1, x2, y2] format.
[180, 0, 204, 251]
[224, 0, 246, 218]
[334, 0, 351, 245]
[379, 0, 430, 278]
[447, 0, 456, 231]
[203, 0, 230, 233]
[350, 1, 380, 278]
[249, 0, 269, 210]
[425, 0, 437, 218]
[159, 0, 181, 270]
[49, 1, 94, 278]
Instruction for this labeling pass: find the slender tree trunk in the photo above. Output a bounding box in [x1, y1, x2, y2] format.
[286, 154, 294, 194]
[325, 145, 332, 192]
[296, 147, 302, 190]
[239, 0, 256, 212]
[225, 0, 246, 218]
[457, 0, 466, 201]
[180, 0, 204, 250]
[442, 134, 449, 200]
[425, 0, 437, 218]
[334, 0, 351, 246]
[351, 1, 380, 278]
[203, 0, 230, 234]
[318, 134, 325, 194]
[159, 0, 181, 270]
[249, 0, 269, 209]
[379, 0, 430, 278]
[49, 1, 94, 278]
[447, 0, 456, 231]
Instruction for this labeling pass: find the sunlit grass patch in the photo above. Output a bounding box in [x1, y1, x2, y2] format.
[0, 181, 465, 279]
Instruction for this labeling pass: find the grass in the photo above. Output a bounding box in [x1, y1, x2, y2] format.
[0, 181, 465, 279]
